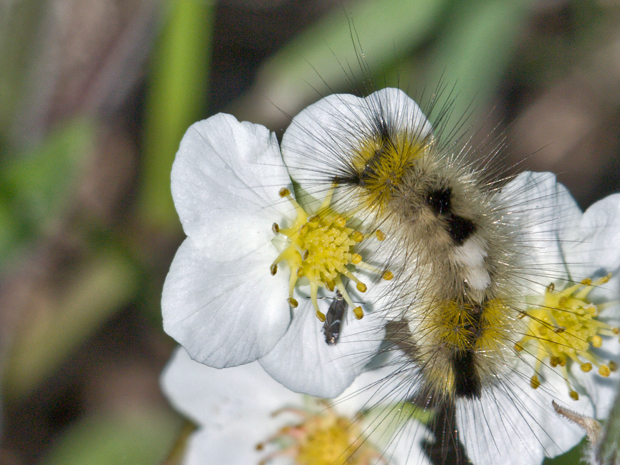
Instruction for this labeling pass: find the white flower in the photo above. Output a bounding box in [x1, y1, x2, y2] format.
[281, 87, 432, 195]
[456, 172, 620, 465]
[161, 346, 432, 465]
[279, 86, 620, 464]
[162, 113, 387, 397]
[163, 89, 620, 464]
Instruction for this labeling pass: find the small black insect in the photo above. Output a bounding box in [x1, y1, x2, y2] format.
[323, 290, 348, 345]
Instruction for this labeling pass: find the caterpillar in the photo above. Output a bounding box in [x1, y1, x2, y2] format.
[278, 86, 620, 465]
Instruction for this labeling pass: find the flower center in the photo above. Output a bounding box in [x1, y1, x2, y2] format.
[271, 187, 392, 322]
[257, 403, 383, 465]
[515, 274, 619, 400]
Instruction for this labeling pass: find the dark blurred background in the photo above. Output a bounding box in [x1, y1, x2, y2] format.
[0, 0, 619, 463]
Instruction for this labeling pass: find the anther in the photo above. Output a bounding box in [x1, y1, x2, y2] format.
[353, 306, 364, 320]
[279, 188, 291, 197]
[580, 363, 592, 372]
[351, 254, 362, 264]
[272, 223, 280, 234]
[351, 231, 364, 242]
[599, 365, 611, 377]
[356, 282, 367, 293]
[531, 375, 540, 389]
[288, 298, 298, 308]
[382, 270, 394, 281]
[316, 310, 326, 322]
[270, 264, 278, 275]
[570, 391, 579, 401]
[376, 230, 386, 241]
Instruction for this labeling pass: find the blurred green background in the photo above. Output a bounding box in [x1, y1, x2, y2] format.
[0, 0, 619, 463]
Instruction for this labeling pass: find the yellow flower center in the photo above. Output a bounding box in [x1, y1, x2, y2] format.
[257, 403, 382, 465]
[271, 187, 391, 322]
[515, 274, 619, 400]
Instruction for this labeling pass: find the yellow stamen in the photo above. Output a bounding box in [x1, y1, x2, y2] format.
[382, 270, 394, 281]
[517, 274, 618, 399]
[258, 402, 383, 465]
[271, 187, 390, 324]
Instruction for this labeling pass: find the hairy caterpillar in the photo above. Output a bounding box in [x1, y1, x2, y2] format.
[279, 85, 620, 465]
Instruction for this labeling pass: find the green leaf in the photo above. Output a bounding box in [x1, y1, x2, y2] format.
[5, 249, 139, 397]
[232, 0, 449, 128]
[0, 0, 47, 130]
[418, 0, 534, 132]
[139, 0, 214, 230]
[543, 438, 587, 465]
[1, 119, 94, 240]
[596, 378, 620, 465]
[40, 410, 183, 465]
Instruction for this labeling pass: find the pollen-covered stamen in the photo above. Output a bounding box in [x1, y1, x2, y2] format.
[256, 402, 385, 465]
[516, 274, 619, 400]
[270, 186, 390, 322]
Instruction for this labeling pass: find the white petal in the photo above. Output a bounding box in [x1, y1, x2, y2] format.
[161, 349, 300, 465]
[554, 193, 620, 418]
[333, 364, 411, 417]
[181, 425, 274, 465]
[160, 347, 299, 425]
[172, 113, 294, 261]
[382, 424, 433, 465]
[281, 88, 431, 196]
[162, 238, 291, 367]
[583, 310, 620, 420]
[574, 334, 620, 419]
[501, 172, 582, 293]
[457, 366, 592, 465]
[259, 292, 386, 398]
[333, 353, 433, 465]
[561, 193, 620, 283]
